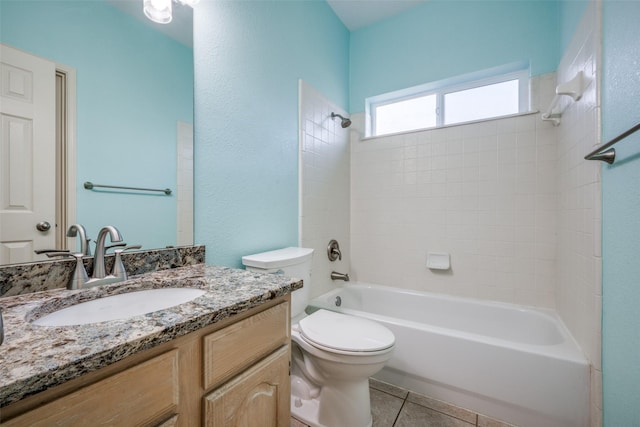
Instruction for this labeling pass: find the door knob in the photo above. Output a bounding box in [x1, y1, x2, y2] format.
[36, 221, 51, 232]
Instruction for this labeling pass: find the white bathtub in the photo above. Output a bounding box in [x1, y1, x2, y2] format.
[306, 283, 589, 427]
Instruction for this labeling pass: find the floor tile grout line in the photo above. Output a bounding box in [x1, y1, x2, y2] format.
[391, 393, 409, 427]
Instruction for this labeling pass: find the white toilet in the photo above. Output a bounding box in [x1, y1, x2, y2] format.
[242, 247, 395, 427]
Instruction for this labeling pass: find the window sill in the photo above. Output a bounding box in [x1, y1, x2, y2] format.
[361, 110, 540, 142]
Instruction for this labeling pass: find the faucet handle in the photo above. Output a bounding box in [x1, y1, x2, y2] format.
[43, 251, 74, 258]
[112, 245, 142, 281]
[104, 242, 127, 252]
[113, 244, 142, 254]
[44, 252, 89, 289]
[35, 249, 70, 255]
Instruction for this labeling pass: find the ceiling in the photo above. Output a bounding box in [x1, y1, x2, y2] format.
[108, 0, 426, 47]
[326, 0, 428, 31]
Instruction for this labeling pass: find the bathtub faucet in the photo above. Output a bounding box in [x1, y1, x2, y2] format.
[330, 271, 350, 282]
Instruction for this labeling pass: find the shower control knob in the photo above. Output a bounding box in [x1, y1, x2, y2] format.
[327, 239, 342, 261]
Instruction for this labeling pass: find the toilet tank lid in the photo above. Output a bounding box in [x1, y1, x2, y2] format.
[242, 247, 314, 269]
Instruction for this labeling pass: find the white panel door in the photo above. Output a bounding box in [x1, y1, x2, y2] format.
[0, 44, 56, 264]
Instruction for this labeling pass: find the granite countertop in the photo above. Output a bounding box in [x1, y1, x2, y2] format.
[0, 264, 302, 408]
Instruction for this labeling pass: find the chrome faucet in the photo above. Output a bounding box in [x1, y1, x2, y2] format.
[45, 226, 137, 289]
[92, 226, 123, 279]
[66, 224, 91, 256]
[330, 271, 350, 281]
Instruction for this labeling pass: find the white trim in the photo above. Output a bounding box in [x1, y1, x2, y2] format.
[297, 79, 303, 247]
[56, 62, 77, 251]
[360, 110, 540, 142]
[176, 121, 194, 246]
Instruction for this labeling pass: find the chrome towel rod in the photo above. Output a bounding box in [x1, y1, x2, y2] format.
[584, 122, 640, 164]
[84, 181, 172, 195]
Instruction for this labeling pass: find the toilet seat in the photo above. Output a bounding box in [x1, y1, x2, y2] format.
[298, 309, 395, 354]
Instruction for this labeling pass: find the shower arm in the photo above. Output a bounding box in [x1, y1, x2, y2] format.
[331, 112, 352, 128]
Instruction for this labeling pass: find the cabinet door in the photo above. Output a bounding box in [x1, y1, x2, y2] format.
[204, 345, 290, 427]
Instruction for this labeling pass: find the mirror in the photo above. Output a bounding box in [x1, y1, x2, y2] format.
[0, 0, 194, 265]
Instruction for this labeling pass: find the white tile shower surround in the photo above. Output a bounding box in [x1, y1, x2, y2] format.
[300, 8, 603, 421]
[555, 2, 602, 426]
[347, 40, 602, 421]
[350, 110, 559, 309]
[299, 80, 351, 299]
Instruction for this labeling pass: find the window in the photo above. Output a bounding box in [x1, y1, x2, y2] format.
[444, 79, 520, 125]
[368, 67, 529, 137]
[374, 94, 437, 136]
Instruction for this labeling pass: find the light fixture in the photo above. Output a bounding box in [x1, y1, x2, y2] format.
[144, 0, 199, 25]
[176, 0, 199, 6]
[144, 0, 172, 24]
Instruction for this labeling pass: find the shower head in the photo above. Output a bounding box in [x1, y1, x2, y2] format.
[331, 112, 352, 128]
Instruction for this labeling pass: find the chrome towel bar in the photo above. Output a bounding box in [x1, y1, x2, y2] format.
[585, 122, 640, 164]
[84, 181, 172, 195]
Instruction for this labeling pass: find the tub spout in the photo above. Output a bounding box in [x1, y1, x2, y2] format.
[330, 271, 350, 281]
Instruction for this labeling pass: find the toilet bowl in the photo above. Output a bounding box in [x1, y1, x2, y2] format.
[291, 309, 394, 427]
[242, 247, 396, 427]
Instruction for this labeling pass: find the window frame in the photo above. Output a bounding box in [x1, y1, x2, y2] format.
[372, 92, 439, 137]
[368, 67, 530, 137]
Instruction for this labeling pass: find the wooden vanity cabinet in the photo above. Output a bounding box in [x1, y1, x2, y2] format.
[0, 296, 291, 427]
[201, 300, 291, 427]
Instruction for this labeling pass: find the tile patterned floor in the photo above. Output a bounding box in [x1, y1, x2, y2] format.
[291, 379, 518, 427]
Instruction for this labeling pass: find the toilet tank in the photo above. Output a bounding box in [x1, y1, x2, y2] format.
[242, 247, 314, 318]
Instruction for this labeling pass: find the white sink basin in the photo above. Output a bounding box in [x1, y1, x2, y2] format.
[33, 288, 206, 327]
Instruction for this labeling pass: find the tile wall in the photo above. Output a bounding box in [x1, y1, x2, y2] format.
[299, 80, 351, 299]
[349, 90, 559, 308]
[554, 2, 602, 425]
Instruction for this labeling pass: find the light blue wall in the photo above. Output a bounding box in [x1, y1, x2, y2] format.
[601, 1, 640, 424]
[559, 0, 589, 53]
[193, 1, 349, 268]
[0, 1, 193, 249]
[349, 0, 560, 113]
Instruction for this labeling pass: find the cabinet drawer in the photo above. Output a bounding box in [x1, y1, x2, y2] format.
[203, 301, 289, 390]
[3, 350, 179, 427]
